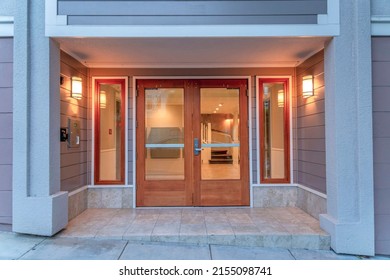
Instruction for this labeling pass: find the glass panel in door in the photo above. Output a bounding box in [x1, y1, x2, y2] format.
[200, 88, 240, 180]
[144, 88, 185, 180]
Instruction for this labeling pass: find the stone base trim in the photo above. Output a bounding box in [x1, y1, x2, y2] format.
[252, 185, 327, 220]
[68, 186, 88, 221]
[88, 187, 133, 209]
[296, 184, 327, 220]
[252, 185, 297, 208]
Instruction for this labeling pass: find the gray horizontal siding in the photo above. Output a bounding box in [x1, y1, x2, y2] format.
[68, 15, 318, 25]
[58, 0, 327, 25]
[294, 50, 326, 194]
[60, 51, 90, 193]
[372, 37, 390, 255]
[0, 38, 13, 225]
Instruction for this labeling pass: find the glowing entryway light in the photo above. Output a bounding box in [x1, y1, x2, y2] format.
[71, 77, 83, 99]
[302, 75, 314, 98]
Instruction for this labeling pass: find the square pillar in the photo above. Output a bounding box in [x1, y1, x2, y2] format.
[320, 0, 375, 256]
[12, 0, 67, 236]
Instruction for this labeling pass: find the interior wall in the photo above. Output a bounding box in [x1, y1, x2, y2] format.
[89, 68, 295, 185]
[60, 51, 90, 192]
[0, 38, 13, 225]
[294, 50, 326, 194]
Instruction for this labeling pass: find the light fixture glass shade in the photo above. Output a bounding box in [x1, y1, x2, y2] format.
[100, 91, 107, 109]
[277, 89, 284, 107]
[71, 77, 82, 99]
[302, 75, 314, 98]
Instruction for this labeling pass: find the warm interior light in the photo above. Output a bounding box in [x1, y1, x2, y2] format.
[71, 77, 82, 99]
[277, 89, 284, 107]
[302, 75, 314, 98]
[100, 91, 107, 109]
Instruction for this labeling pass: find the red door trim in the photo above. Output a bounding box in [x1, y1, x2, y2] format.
[258, 78, 291, 184]
[94, 78, 126, 185]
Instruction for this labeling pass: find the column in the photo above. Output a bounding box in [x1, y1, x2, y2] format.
[320, 0, 375, 255]
[12, 0, 68, 236]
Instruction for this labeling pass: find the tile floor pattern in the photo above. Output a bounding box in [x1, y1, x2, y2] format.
[57, 207, 330, 250]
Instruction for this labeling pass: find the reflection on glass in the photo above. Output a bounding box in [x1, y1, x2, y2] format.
[200, 88, 240, 180]
[99, 83, 122, 181]
[263, 83, 285, 179]
[145, 88, 184, 180]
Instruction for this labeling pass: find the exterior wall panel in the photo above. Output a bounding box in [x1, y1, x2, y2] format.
[60, 51, 90, 193]
[372, 0, 390, 17]
[294, 50, 326, 194]
[0, 38, 13, 225]
[372, 37, 390, 255]
[58, 0, 327, 26]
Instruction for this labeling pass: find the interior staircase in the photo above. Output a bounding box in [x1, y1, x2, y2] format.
[209, 150, 233, 164]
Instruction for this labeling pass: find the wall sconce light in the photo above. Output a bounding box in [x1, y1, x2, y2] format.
[302, 75, 314, 98]
[277, 89, 284, 107]
[71, 77, 83, 99]
[100, 91, 107, 109]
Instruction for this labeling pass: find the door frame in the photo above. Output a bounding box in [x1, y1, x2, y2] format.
[132, 76, 253, 207]
[91, 77, 129, 187]
[255, 76, 293, 185]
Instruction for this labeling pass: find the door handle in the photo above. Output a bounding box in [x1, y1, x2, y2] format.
[194, 138, 203, 156]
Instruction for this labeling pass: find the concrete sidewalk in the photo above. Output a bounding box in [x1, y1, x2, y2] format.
[1, 231, 389, 260]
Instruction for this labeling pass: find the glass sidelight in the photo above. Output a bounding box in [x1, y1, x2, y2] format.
[259, 79, 290, 183]
[95, 79, 126, 184]
[144, 88, 185, 180]
[200, 88, 240, 180]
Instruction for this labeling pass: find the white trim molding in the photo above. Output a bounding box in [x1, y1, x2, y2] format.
[318, 0, 340, 26]
[0, 16, 14, 37]
[297, 184, 327, 199]
[68, 185, 88, 197]
[47, 24, 340, 38]
[372, 16, 390, 36]
[45, 0, 67, 27]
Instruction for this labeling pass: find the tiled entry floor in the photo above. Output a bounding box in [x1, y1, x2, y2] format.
[58, 207, 330, 250]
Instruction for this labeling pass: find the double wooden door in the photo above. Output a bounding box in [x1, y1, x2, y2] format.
[136, 79, 249, 206]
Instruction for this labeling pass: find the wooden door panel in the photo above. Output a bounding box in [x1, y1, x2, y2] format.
[136, 79, 249, 207]
[136, 79, 192, 207]
[194, 79, 250, 206]
[142, 190, 188, 206]
[200, 181, 246, 206]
